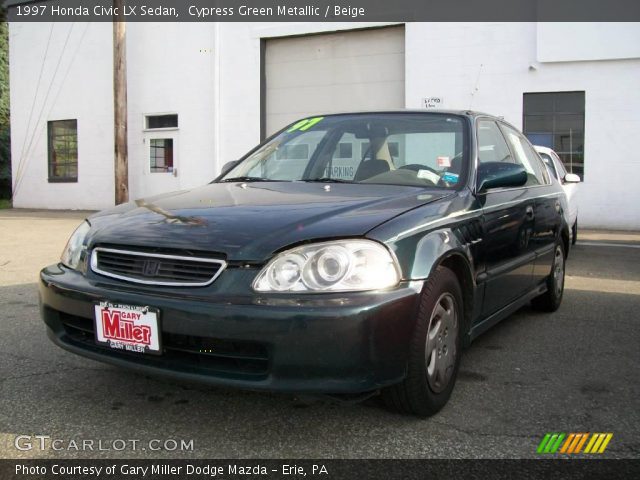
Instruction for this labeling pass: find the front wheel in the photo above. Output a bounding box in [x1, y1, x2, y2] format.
[531, 242, 565, 312]
[382, 266, 463, 417]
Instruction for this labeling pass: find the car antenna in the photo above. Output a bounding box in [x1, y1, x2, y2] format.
[469, 63, 484, 109]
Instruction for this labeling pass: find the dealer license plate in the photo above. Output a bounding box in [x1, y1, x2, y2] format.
[94, 302, 161, 355]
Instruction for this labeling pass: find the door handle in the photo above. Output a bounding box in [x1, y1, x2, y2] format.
[525, 205, 535, 219]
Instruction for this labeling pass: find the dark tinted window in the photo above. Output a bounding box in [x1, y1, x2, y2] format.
[48, 119, 78, 182]
[523, 92, 584, 178]
[338, 142, 353, 159]
[146, 114, 178, 129]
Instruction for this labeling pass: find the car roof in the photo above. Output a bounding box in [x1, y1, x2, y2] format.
[309, 110, 528, 138]
[313, 109, 498, 119]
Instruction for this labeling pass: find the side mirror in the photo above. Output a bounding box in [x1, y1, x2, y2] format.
[220, 160, 240, 177]
[477, 162, 528, 192]
[563, 173, 581, 183]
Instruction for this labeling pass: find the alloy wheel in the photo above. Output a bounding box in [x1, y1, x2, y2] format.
[425, 293, 458, 393]
[553, 246, 564, 296]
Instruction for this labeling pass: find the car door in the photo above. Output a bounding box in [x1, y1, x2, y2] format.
[500, 123, 560, 287]
[476, 119, 537, 317]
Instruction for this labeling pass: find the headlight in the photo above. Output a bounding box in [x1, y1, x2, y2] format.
[253, 240, 400, 292]
[61, 221, 91, 270]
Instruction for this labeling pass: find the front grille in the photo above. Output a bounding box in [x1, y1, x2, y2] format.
[91, 247, 226, 287]
[58, 312, 270, 379]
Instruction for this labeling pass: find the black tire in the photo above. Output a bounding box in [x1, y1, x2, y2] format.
[572, 220, 578, 245]
[382, 266, 463, 417]
[531, 242, 565, 312]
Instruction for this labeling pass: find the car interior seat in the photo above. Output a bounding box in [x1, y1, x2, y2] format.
[354, 159, 391, 181]
[450, 155, 462, 174]
[354, 137, 395, 181]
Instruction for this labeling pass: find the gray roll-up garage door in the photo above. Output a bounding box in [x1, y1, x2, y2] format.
[264, 26, 405, 136]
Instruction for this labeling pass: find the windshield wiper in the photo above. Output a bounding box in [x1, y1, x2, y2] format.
[303, 178, 354, 183]
[221, 176, 273, 183]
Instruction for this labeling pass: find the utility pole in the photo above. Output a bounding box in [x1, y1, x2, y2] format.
[113, 0, 128, 204]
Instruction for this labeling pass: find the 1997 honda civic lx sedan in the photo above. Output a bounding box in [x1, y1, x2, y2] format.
[40, 111, 569, 417]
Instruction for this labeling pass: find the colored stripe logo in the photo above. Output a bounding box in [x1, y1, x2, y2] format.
[287, 117, 324, 132]
[537, 433, 613, 454]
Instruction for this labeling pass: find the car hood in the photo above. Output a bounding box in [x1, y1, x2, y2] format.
[87, 182, 451, 262]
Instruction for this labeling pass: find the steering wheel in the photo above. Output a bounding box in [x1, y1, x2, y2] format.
[399, 164, 438, 173]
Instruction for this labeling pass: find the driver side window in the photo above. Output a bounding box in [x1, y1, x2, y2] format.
[500, 124, 547, 186]
[477, 120, 512, 164]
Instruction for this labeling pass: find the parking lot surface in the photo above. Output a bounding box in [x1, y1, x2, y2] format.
[0, 209, 639, 459]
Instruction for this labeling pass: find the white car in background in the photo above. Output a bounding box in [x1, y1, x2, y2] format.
[534, 146, 581, 244]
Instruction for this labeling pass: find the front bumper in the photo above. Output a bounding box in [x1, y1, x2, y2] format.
[39, 264, 423, 394]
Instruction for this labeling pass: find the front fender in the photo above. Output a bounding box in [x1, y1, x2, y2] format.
[366, 190, 480, 280]
[381, 227, 478, 345]
[387, 228, 475, 281]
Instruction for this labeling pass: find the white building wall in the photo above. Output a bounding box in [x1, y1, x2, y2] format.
[126, 22, 217, 199]
[9, 21, 640, 229]
[10, 22, 114, 210]
[215, 22, 399, 163]
[537, 23, 640, 62]
[402, 22, 640, 229]
[10, 22, 218, 209]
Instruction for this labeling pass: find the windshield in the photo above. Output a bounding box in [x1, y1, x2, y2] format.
[221, 114, 468, 188]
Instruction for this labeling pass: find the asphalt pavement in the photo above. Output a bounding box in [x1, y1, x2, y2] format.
[0, 209, 638, 459]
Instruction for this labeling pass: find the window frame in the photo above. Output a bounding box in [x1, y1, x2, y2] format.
[149, 138, 175, 174]
[47, 119, 78, 183]
[522, 91, 585, 178]
[143, 112, 179, 132]
[337, 142, 353, 160]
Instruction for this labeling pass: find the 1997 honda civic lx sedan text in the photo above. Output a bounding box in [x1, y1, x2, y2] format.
[40, 112, 570, 416]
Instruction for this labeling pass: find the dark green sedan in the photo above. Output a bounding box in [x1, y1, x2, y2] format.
[40, 111, 570, 417]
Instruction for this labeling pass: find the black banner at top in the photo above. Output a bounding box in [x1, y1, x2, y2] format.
[4, 0, 640, 22]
